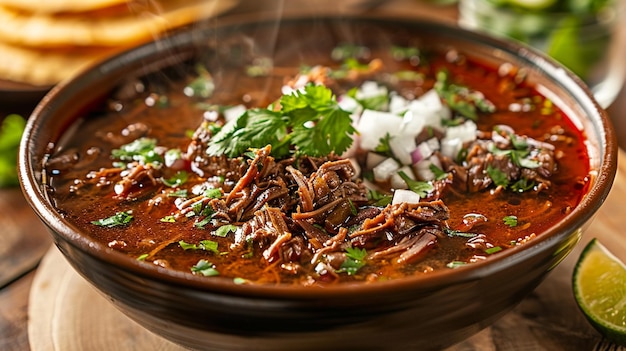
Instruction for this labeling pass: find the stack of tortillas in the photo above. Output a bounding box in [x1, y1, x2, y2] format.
[0, 0, 238, 87]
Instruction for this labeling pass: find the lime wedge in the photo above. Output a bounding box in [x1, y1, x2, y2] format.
[507, 0, 557, 10]
[573, 238, 626, 346]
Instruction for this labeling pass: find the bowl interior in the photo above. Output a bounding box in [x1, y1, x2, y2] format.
[19, 14, 618, 298]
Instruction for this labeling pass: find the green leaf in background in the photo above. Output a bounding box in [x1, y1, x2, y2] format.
[0, 114, 26, 188]
[546, 15, 610, 80]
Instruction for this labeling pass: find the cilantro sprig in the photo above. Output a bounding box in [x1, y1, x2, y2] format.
[336, 247, 368, 275]
[207, 84, 356, 158]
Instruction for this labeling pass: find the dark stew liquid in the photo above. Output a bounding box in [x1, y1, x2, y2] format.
[45, 42, 591, 286]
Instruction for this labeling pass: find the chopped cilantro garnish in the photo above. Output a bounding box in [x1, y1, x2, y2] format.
[137, 253, 149, 261]
[374, 133, 394, 157]
[207, 84, 356, 158]
[160, 215, 176, 223]
[203, 188, 222, 199]
[503, 215, 518, 227]
[111, 137, 163, 167]
[367, 189, 392, 207]
[397, 171, 433, 197]
[444, 228, 479, 238]
[434, 69, 495, 120]
[214, 224, 238, 237]
[162, 171, 188, 187]
[447, 261, 467, 269]
[191, 259, 219, 276]
[184, 65, 215, 98]
[429, 164, 449, 181]
[179, 239, 219, 254]
[91, 211, 133, 227]
[485, 246, 503, 255]
[167, 189, 188, 198]
[336, 247, 367, 275]
[511, 178, 535, 193]
[233, 277, 249, 284]
[486, 165, 509, 188]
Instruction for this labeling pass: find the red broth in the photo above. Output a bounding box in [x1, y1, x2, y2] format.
[44, 41, 591, 286]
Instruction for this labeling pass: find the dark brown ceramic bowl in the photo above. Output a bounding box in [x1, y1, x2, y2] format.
[19, 14, 618, 351]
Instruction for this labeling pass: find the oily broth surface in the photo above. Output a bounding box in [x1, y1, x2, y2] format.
[46, 44, 590, 285]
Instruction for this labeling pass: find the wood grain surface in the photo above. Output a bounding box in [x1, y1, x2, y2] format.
[26, 150, 626, 351]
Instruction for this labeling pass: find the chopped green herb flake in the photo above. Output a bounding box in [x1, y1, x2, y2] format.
[503, 215, 518, 227]
[137, 254, 149, 261]
[162, 171, 188, 187]
[485, 246, 503, 254]
[336, 247, 367, 275]
[160, 215, 176, 223]
[191, 259, 219, 276]
[111, 137, 163, 167]
[447, 261, 467, 269]
[91, 211, 133, 227]
[398, 171, 433, 197]
[214, 224, 238, 237]
[203, 188, 222, 199]
[444, 228, 478, 238]
[486, 165, 509, 188]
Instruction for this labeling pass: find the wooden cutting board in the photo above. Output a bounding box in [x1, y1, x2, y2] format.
[28, 150, 626, 351]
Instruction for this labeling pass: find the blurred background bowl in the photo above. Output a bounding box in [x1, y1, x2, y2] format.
[18, 14, 617, 351]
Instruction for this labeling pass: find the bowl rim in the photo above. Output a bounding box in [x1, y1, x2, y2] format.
[19, 13, 619, 299]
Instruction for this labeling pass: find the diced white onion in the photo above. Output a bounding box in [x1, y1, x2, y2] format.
[399, 110, 425, 139]
[366, 152, 388, 170]
[389, 93, 409, 115]
[412, 155, 442, 181]
[373, 157, 400, 182]
[356, 81, 388, 100]
[392, 189, 421, 205]
[389, 134, 416, 165]
[357, 109, 402, 150]
[444, 120, 477, 143]
[440, 137, 462, 159]
[411, 138, 439, 164]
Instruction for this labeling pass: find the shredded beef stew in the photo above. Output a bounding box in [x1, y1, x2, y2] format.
[44, 42, 591, 285]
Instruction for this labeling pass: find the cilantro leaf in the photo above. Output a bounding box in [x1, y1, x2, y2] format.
[207, 84, 355, 158]
[214, 224, 238, 237]
[284, 84, 356, 157]
[503, 215, 518, 227]
[337, 247, 367, 275]
[111, 138, 163, 167]
[191, 259, 219, 276]
[92, 211, 133, 227]
[397, 171, 433, 197]
[486, 165, 509, 188]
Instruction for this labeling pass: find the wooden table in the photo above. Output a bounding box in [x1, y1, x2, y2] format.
[2, 1, 626, 350]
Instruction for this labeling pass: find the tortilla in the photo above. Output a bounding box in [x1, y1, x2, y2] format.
[0, 0, 238, 47]
[0, 42, 119, 86]
[0, 0, 128, 14]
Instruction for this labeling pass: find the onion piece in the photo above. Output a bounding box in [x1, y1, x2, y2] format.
[412, 155, 442, 181]
[357, 109, 402, 150]
[392, 189, 421, 205]
[373, 157, 400, 182]
[366, 152, 388, 170]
